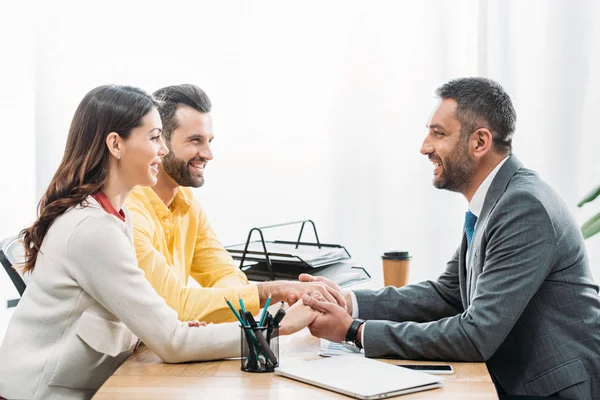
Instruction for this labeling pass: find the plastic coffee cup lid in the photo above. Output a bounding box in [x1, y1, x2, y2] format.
[381, 251, 411, 260]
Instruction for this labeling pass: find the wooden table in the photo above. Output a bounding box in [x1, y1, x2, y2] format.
[95, 329, 498, 399]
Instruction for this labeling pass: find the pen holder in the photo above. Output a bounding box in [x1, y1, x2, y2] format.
[240, 325, 279, 373]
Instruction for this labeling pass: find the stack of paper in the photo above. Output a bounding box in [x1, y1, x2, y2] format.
[319, 339, 364, 357]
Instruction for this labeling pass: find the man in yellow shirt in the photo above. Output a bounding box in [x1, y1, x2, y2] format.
[126, 84, 343, 323]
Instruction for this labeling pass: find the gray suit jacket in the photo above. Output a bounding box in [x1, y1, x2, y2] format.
[355, 155, 600, 399]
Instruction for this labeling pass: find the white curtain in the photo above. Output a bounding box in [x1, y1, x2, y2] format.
[0, 2, 36, 331]
[3, 0, 600, 291]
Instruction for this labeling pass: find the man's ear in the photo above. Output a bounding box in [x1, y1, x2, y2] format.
[471, 128, 493, 159]
[105, 132, 122, 160]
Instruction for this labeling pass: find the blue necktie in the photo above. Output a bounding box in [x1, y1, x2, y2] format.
[465, 211, 478, 248]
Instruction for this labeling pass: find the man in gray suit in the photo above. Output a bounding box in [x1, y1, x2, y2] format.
[301, 78, 600, 399]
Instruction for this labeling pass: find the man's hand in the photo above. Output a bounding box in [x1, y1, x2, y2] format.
[302, 293, 354, 343]
[258, 280, 346, 309]
[278, 301, 320, 336]
[298, 274, 353, 315]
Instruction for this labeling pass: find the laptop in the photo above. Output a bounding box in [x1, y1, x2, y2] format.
[275, 356, 442, 399]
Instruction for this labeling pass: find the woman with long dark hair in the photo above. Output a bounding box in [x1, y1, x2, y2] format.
[0, 85, 317, 399]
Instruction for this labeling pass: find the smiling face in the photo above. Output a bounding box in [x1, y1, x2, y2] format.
[161, 105, 214, 188]
[421, 99, 476, 194]
[119, 107, 168, 187]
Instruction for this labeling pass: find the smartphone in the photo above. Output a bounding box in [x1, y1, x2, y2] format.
[397, 364, 454, 375]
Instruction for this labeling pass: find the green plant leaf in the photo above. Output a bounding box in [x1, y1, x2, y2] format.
[577, 184, 600, 207]
[581, 211, 600, 239]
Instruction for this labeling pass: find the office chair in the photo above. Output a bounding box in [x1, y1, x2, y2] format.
[0, 235, 27, 307]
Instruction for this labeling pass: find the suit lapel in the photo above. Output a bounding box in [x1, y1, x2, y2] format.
[459, 233, 469, 310]
[475, 154, 523, 242]
[464, 154, 523, 304]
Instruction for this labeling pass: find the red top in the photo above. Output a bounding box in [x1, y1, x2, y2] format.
[92, 191, 126, 222]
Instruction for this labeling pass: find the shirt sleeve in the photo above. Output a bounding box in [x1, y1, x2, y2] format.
[349, 291, 368, 351]
[127, 201, 259, 323]
[68, 214, 240, 363]
[350, 291, 359, 318]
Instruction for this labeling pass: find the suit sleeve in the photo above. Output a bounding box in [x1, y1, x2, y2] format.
[354, 248, 464, 322]
[362, 191, 558, 361]
[128, 202, 259, 323]
[68, 215, 240, 363]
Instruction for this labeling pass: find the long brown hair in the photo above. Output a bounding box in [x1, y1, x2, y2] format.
[21, 85, 156, 273]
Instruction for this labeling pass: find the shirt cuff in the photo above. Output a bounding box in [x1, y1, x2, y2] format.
[350, 291, 359, 318]
[350, 291, 366, 352]
[361, 321, 366, 351]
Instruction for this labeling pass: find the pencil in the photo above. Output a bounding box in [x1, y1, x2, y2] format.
[239, 294, 248, 315]
[259, 294, 271, 327]
[224, 296, 246, 326]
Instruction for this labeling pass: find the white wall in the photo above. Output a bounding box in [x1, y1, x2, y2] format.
[32, 0, 484, 286]
[0, 2, 36, 337]
[2, 1, 600, 338]
[484, 0, 600, 277]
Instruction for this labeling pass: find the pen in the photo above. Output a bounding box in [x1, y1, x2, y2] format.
[245, 311, 278, 365]
[226, 297, 264, 369]
[244, 311, 258, 327]
[265, 314, 274, 343]
[272, 308, 286, 327]
[259, 294, 271, 327]
[237, 309, 262, 364]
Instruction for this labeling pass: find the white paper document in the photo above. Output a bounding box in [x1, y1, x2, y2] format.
[319, 339, 365, 357]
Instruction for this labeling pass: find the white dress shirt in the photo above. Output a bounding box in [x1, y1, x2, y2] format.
[466, 157, 509, 261]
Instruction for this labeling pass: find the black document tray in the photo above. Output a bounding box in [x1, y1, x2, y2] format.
[226, 220, 370, 287]
[226, 240, 351, 268]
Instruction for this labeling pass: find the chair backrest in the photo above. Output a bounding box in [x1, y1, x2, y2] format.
[0, 235, 27, 297]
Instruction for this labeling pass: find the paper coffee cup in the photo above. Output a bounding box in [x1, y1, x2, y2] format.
[382, 251, 411, 287]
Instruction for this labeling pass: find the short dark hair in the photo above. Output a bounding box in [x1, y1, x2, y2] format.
[153, 84, 212, 141]
[436, 77, 516, 154]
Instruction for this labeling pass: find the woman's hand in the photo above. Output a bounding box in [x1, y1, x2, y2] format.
[278, 300, 321, 335]
[298, 274, 353, 315]
[186, 320, 208, 327]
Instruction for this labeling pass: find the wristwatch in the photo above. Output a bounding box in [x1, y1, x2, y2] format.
[342, 318, 365, 353]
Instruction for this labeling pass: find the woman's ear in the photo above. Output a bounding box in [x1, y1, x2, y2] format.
[105, 132, 122, 160]
[471, 128, 493, 159]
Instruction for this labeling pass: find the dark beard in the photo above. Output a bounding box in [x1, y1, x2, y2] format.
[161, 152, 205, 188]
[433, 141, 475, 193]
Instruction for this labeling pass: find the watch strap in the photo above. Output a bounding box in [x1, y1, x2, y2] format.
[345, 318, 365, 347]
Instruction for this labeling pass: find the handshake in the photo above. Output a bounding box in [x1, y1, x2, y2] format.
[255, 274, 357, 344]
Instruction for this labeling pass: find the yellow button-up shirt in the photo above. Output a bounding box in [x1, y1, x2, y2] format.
[125, 186, 259, 322]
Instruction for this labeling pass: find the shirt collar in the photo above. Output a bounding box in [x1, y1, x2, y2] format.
[468, 156, 509, 217]
[143, 186, 192, 219]
[173, 187, 192, 215]
[92, 191, 126, 222]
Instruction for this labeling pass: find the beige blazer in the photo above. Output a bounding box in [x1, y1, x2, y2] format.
[0, 198, 239, 400]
